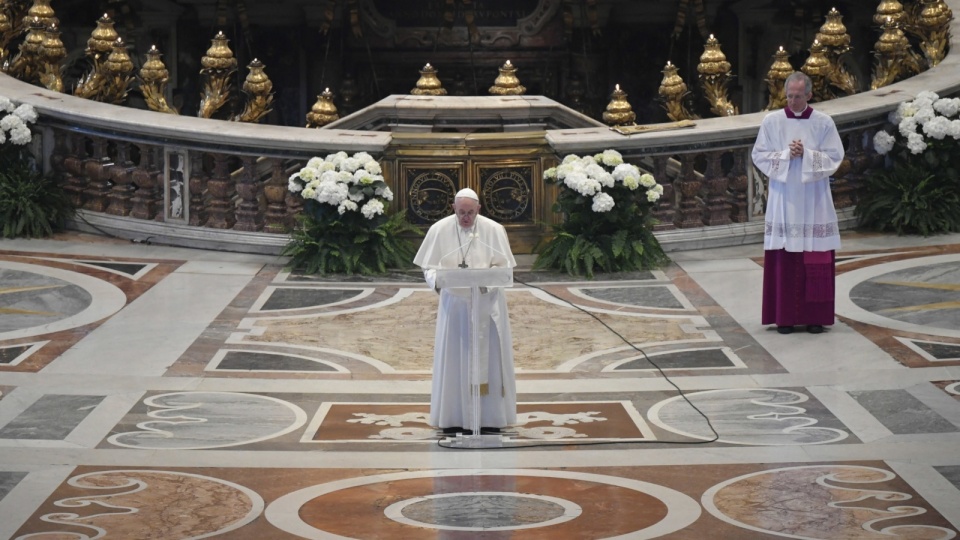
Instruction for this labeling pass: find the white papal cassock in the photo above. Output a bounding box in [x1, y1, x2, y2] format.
[413, 214, 518, 429]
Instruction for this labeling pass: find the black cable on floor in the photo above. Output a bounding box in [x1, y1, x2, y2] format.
[437, 274, 721, 450]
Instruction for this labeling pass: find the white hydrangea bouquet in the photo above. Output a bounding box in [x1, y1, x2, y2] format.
[873, 91, 960, 158]
[534, 149, 668, 277]
[0, 96, 37, 148]
[859, 91, 960, 236]
[283, 151, 420, 275]
[0, 95, 75, 239]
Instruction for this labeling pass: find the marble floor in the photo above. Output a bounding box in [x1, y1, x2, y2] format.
[0, 230, 959, 539]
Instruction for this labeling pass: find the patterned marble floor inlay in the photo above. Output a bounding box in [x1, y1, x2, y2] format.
[3, 238, 960, 538]
[848, 389, 960, 435]
[0, 394, 105, 440]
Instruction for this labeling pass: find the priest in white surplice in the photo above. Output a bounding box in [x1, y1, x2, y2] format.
[752, 71, 844, 335]
[413, 188, 517, 434]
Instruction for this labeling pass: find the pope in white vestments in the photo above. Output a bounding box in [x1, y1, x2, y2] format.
[752, 72, 844, 335]
[413, 188, 518, 433]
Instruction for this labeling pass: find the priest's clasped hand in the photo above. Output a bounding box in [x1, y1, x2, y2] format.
[789, 139, 804, 158]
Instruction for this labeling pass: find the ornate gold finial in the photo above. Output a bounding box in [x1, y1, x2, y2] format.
[38, 23, 65, 92]
[139, 45, 177, 114]
[411, 63, 447, 96]
[874, 0, 905, 27]
[25, 0, 57, 29]
[658, 61, 695, 121]
[872, 17, 923, 89]
[697, 34, 738, 117]
[765, 46, 794, 110]
[814, 7, 857, 96]
[801, 39, 833, 102]
[199, 31, 238, 119]
[488, 59, 526, 95]
[87, 13, 118, 59]
[816, 7, 851, 55]
[5, 16, 45, 84]
[307, 87, 340, 128]
[914, 0, 953, 67]
[99, 37, 134, 104]
[602, 84, 636, 126]
[235, 58, 274, 123]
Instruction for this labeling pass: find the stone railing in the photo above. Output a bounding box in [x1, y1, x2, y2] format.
[1, 4, 958, 255]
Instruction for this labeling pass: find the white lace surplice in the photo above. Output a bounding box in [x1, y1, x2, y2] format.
[752, 108, 844, 253]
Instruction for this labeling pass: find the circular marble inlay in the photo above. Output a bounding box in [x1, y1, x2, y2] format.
[265, 468, 701, 539]
[836, 254, 960, 339]
[386, 491, 577, 531]
[0, 261, 127, 340]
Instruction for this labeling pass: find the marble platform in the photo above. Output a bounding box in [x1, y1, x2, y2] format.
[0, 230, 958, 539]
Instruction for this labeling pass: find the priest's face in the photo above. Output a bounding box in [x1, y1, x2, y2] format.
[785, 79, 811, 114]
[453, 197, 480, 229]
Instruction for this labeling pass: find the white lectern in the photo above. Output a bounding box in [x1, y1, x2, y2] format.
[435, 266, 513, 448]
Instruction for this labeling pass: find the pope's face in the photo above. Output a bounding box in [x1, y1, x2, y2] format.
[786, 80, 811, 114]
[453, 197, 480, 229]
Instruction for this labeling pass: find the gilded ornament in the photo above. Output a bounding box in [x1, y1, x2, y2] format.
[235, 58, 274, 123]
[602, 84, 636, 126]
[199, 32, 238, 119]
[306, 88, 339, 128]
[697, 34, 738, 117]
[38, 23, 65, 92]
[658, 61, 695, 121]
[914, 0, 953, 67]
[874, 0, 906, 27]
[488, 60, 526, 95]
[139, 45, 177, 114]
[86, 13, 117, 58]
[764, 46, 793, 110]
[411, 63, 447, 96]
[814, 8, 857, 96]
[24, 0, 57, 29]
[801, 40, 833, 102]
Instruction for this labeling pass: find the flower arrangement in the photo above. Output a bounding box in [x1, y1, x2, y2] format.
[534, 149, 668, 277]
[282, 151, 420, 274]
[861, 91, 960, 236]
[0, 96, 74, 238]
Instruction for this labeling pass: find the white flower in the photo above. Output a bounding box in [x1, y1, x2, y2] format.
[934, 97, 960, 118]
[0, 97, 12, 113]
[360, 198, 385, 219]
[922, 115, 951, 140]
[913, 105, 936, 125]
[0, 113, 24, 132]
[376, 185, 394, 201]
[337, 199, 358, 214]
[302, 186, 316, 199]
[906, 132, 928, 154]
[598, 149, 623, 167]
[623, 175, 640, 190]
[949, 120, 960, 139]
[340, 157, 361, 173]
[652, 184, 664, 195]
[646, 188, 661, 202]
[561, 154, 581, 165]
[543, 167, 557, 179]
[12, 103, 37, 124]
[898, 116, 918, 138]
[307, 157, 325, 169]
[364, 160, 382, 175]
[591, 192, 615, 212]
[8, 125, 31, 145]
[873, 130, 896, 155]
[354, 151, 374, 165]
[639, 173, 656, 188]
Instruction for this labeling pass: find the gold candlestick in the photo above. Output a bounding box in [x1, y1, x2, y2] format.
[874, 0, 906, 27]
[815, 7, 857, 96]
[38, 23, 65, 92]
[602, 84, 636, 126]
[411, 63, 447, 96]
[236, 58, 274, 123]
[658, 61, 694, 121]
[488, 60, 526, 95]
[307, 88, 340, 128]
[801, 39, 833, 102]
[915, 0, 953, 67]
[139, 45, 177, 114]
[697, 34, 738, 117]
[101, 37, 134, 104]
[199, 31, 238, 119]
[764, 46, 793, 110]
